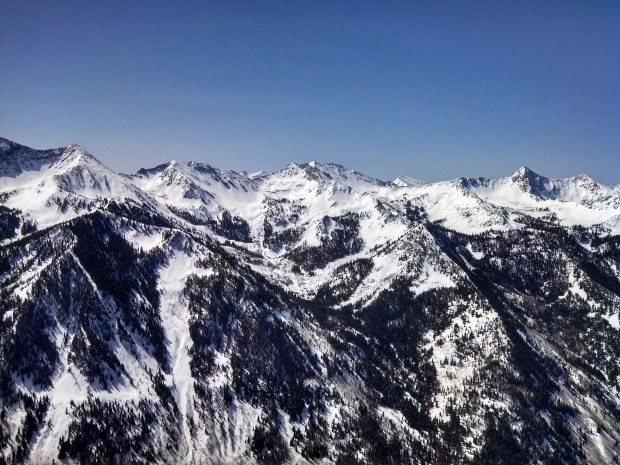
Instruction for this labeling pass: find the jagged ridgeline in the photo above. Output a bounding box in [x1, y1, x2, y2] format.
[0, 137, 619, 464]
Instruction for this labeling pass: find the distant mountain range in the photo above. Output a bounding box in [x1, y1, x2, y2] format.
[1, 137, 619, 464]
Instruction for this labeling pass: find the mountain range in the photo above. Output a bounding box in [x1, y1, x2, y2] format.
[1, 137, 619, 464]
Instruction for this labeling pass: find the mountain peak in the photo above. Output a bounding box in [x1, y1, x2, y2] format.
[247, 170, 268, 179]
[281, 162, 341, 182]
[0, 138, 65, 178]
[511, 166, 542, 180]
[573, 173, 599, 186]
[393, 175, 426, 187]
[62, 143, 95, 159]
[55, 144, 107, 172]
[287, 161, 388, 188]
[0, 137, 14, 150]
[507, 166, 555, 198]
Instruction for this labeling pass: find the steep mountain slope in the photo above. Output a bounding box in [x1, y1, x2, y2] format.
[1, 137, 619, 465]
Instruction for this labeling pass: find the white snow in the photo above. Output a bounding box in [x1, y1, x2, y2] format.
[411, 261, 456, 296]
[123, 226, 164, 251]
[3, 146, 620, 241]
[466, 243, 484, 260]
[4, 143, 620, 462]
[603, 313, 619, 330]
[567, 265, 588, 301]
[424, 303, 510, 457]
[158, 246, 212, 460]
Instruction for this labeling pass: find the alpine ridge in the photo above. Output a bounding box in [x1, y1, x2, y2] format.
[1, 137, 619, 465]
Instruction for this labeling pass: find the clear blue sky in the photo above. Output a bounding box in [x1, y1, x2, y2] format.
[1, 1, 619, 184]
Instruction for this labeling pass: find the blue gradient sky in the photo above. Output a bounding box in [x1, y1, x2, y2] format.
[1, 1, 619, 184]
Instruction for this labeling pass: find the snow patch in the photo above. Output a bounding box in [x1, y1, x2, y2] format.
[603, 313, 619, 330]
[158, 246, 212, 460]
[466, 243, 484, 260]
[411, 261, 456, 296]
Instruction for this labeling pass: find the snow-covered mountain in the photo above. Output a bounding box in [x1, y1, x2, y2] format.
[1, 137, 619, 464]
